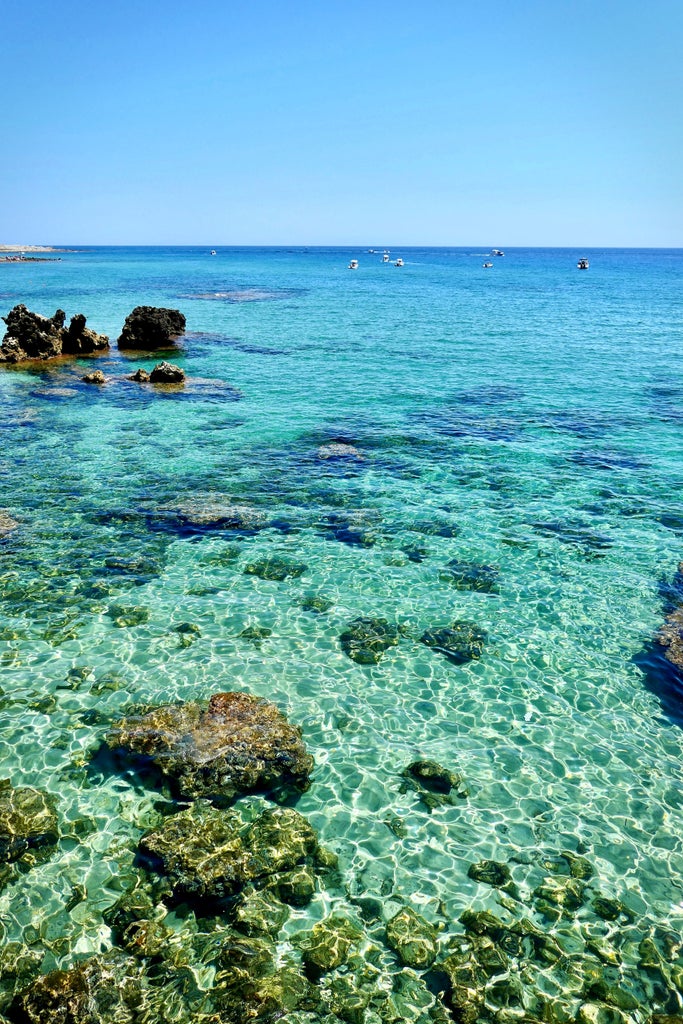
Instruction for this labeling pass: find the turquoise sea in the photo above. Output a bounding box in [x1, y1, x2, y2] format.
[1, 246, 683, 1022]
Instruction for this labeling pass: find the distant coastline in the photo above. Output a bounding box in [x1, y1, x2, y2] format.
[0, 244, 63, 252]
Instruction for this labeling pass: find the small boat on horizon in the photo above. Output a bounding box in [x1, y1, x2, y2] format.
[382, 251, 390, 263]
[394, 258, 404, 267]
[210, 250, 217, 256]
[577, 258, 590, 269]
[348, 259, 359, 270]
[482, 261, 493, 268]
[492, 249, 505, 257]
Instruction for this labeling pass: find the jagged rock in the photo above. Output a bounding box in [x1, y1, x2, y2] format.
[106, 691, 313, 802]
[9, 951, 145, 1024]
[340, 617, 400, 664]
[234, 889, 290, 935]
[62, 313, 109, 356]
[149, 361, 185, 384]
[81, 370, 106, 385]
[401, 759, 465, 798]
[117, 306, 186, 350]
[216, 959, 311, 1023]
[439, 559, 499, 593]
[278, 866, 316, 906]
[128, 368, 150, 382]
[0, 305, 108, 363]
[385, 907, 438, 968]
[0, 780, 58, 867]
[420, 621, 488, 664]
[138, 801, 318, 902]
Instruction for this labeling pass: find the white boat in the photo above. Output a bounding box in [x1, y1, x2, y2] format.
[210, 250, 217, 256]
[577, 258, 589, 269]
[394, 258, 404, 267]
[348, 259, 359, 270]
[482, 262, 493, 268]
[492, 249, 505, 256]
[382, 251, 390, 263]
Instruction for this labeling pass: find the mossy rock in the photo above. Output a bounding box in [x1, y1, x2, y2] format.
[439, 559, 499, 593]
[106, 604, 150, 627]
[238, 625, 273, 643]
[107, 691, 314, 802]
[217, 962, 312, 1023]
[467, 860, 511, 888]
[243, 807, 319, 878]
[533, 876, 587, 917]
[278, 867, 316, 907]
[593, 896, 628, 921]
[102, 886, 156, 936]
[299, 594, 334, 614]
[233, 889, 290, 936]
[385, 907, 438, 969]
[340, 617, 400, 664]
[121, 918, 170, 958]
[0, 780, 58, 866]
[244, 558, 308, 581]
[299, 915, 362, 974]
[0, 942, 42, 987]
[401, 760, 461, 795]
[420, 621, 488, 664]
[216, 935, 276, 979]
[9, 951, 145, 1024]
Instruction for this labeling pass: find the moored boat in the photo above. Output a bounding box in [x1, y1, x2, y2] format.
[348, 259, 359, 270]
[394, 258, 404, 267]
[492, 249, 505, 256]
[577, 258, 590, 269]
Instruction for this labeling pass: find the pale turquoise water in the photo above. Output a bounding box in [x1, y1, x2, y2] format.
[1, 246, 683, 1018]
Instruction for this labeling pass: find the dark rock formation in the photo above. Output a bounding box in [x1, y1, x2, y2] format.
[149, 361, 185, 384]
[243, 557, 307, 581]
[420, 620, 488, 664]
[340, 616, 400, 664]
[117, 306, 186, 350]
[657, 562, 683, 672]
[106, 691, 314, 802]
[399, 759, 468, 810]
[385, 907, 438, 968]
[128, 368, 150, 382]
[0, 305, 109, 363]
[81, 370, 106, 385]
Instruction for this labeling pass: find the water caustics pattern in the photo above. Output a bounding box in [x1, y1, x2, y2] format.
[1, 246, 683, 1022]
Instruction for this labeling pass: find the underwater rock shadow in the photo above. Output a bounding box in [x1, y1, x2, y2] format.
[633, 642, 683, 729]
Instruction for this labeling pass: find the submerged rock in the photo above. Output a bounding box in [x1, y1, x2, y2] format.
[401, 759, 463, 795]
[149, 361, 185, 384]
[244, 557, 308, 582]
[658, 601, 683, 673]
[297, 914, 361, 974]
[0, 304, 108, 362]
[0, 779, 58, 868]
[0, 511, 19, 535]
[106, 691, 314, 802]
[385, 907, 438, 968]
[420, 620, 488, 664]
[117, 306, 186, 350]
[340, 617, 400, 664]
[317, 443, 364, 461]
[467, 860, 512, 889]
[439, 559, 500, 593]
[299, 593, 334, 614]
[139, 801, 318, 902]
[158, 494, 268, 533]
[9, 951, 144, 1024]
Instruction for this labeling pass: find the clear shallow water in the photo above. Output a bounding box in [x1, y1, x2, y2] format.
[1, 246, 683, 1017]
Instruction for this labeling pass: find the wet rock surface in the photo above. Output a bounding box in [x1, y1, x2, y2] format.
[149, 360, 185, 383]
[0, 304, 109, 362]
[80, 370, 106, 384]
[439, 558, 500, 593]
[244, 556, 308, 581]
[657, 562, 683, 672]
[106, 691, 314, 802]
[386, 907, 438, 968]
[117, 306, 186, 349]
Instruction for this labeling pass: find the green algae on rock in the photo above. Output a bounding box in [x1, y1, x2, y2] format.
[438, 559, 500, 593]
[106, 690, 314, 803]
[297, 914, 362, 975]
[339, 617, 400, 664]
[385, 907, 439, 969]
[420, 621, 488, 664]
[0, 780, 58, 875]
[467, 860, 512, 889]
[244, 557, 308, 581]
[139, 801, 319, 903]
[399, 759, 468, 810]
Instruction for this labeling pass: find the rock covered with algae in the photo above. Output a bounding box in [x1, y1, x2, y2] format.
[138, 801, 319, 901]
[420, 620, 488, 664]
[439, 558, 500, 593]
[339, 617, 400, 664]
[106, 691, 314, 802]
[296, 914, 362, 975]
[399, 759, 468, 810]
[385, 907, 439, 969]
[0, 304, 109, 363]
[9, 951, 145, 1024]
[0, 780, 58, 876]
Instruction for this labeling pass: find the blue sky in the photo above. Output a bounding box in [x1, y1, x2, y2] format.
[2, 0, 681, 245]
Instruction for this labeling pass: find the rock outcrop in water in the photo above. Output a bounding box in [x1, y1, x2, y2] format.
[0, 304, 109, 362]
[117, 306, 186, 350]
[149, 360, 185, 383]
[106, 691, 314, 802]
[657, 561, 683, 673]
